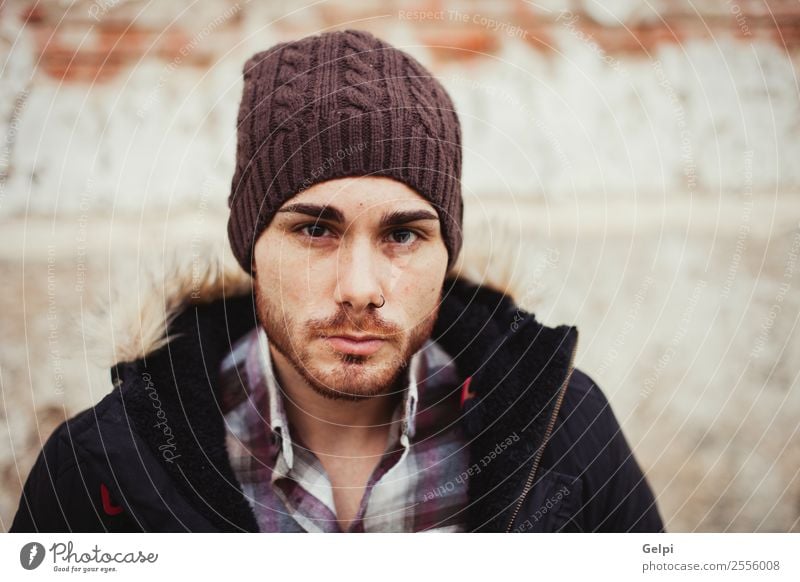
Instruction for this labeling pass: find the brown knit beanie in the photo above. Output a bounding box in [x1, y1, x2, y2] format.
[227, 29, 463, 275]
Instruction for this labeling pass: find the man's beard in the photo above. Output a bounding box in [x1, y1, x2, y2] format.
[253, 283, 439, 402]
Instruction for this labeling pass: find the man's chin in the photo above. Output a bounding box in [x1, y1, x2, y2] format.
[304, 372, 394, 402]
[305, 347, 408, 401]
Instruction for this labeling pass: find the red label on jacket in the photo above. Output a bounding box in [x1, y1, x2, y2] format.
[100, 483, 124, 516]
[460, 375, 476, 408]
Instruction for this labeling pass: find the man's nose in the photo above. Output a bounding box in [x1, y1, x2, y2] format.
[333, 235, 385, 311]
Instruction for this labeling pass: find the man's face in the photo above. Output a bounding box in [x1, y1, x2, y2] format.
[252, 176, 450, 402]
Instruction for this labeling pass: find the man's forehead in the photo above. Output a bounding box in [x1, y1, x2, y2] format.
[278, 176, 439, 219]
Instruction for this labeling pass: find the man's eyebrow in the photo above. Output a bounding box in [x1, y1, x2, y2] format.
[276, 203, 345, 223]
[276, 203, 439, 227]
[379, 208, 439, 228]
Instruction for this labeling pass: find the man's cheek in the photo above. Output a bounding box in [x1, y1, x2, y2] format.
[404, 282, 439, 318]
[270, 269, 305, 305]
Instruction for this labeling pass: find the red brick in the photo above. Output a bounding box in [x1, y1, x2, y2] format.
[418, 28, 500, 63]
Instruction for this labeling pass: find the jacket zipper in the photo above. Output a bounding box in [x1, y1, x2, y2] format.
[505, 329, 579, 532]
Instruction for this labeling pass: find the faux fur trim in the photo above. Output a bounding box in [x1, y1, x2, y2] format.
[80, 214, 544, 368]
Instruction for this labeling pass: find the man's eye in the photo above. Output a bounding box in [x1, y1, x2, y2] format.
[298, 224, 330, 238]
[390, 229, 418, 245]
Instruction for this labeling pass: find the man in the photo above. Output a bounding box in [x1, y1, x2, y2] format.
[11, 29, 663, 532]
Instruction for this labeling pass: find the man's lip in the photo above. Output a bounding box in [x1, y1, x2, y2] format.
[324, 335, 385, 356]
[332, 334, 382, 341]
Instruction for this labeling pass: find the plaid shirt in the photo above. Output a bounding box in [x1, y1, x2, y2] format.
[219, 325, 470, 532]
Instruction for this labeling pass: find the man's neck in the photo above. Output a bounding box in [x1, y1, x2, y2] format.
[267, 344, 407, 456]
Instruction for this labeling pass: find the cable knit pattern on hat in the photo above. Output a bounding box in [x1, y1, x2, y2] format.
[228, 29, 463, 275]
[272, 43, 312, 129]
[339, 31, 382, 115]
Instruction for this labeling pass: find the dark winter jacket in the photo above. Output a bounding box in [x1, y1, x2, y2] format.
[10, 243, 664, 533]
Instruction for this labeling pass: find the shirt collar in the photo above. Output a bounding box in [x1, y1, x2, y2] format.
[247, 326, 424, 472]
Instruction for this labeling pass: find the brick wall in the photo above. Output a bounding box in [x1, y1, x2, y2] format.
[1, 0, 799, 215]
[1, 0, 799, 533]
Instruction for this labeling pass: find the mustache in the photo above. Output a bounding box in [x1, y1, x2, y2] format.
[307, 309, 400, 338]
